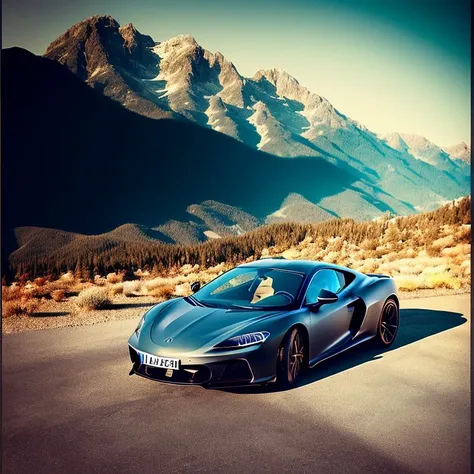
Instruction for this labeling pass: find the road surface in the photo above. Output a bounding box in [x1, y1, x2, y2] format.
[2, 294, 470, 473]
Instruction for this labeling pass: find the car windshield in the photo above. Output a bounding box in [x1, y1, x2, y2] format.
[192, 267, 305, 310]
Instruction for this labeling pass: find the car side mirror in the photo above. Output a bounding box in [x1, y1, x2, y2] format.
[190, 281, 201, 293]
[317, 288, 338, 304]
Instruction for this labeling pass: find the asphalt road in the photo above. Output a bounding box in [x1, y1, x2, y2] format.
[2, 295, 470, 473]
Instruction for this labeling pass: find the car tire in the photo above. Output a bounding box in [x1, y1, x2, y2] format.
[276, 327, 304, 390]
[375, 298, 399, 347]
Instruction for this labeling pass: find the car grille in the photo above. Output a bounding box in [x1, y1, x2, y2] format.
[129, 346, 253, 386]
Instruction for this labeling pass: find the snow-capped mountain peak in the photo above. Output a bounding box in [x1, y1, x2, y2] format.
[442, 142, 471, 164]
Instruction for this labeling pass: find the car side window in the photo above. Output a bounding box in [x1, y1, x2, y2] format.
[305, 269, 345, 304]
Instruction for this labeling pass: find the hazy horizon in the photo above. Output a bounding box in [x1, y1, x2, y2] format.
[2, 0, 470, 146]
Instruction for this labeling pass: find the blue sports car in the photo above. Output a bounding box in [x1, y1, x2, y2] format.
[128, 258, 399, 389]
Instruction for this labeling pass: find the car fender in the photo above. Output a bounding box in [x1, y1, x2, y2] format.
[353, 276, 398, 336]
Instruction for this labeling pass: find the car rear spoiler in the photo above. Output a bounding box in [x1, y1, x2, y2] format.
[365, 273, 391, 279]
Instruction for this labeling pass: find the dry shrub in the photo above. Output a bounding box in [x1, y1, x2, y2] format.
[360, 239, 378, 251]
[425, 272, 461, 290]
[34, 277, 47, 287]
[2, 296, 39, 318]
[123, 281, 142, 297]
[455, 225, 471, 244]
[134, 269, 150, 279]
[60, 272, 75, 283]
[144, 277, 178, 292]
[110, 283, 124, 295]
[174, 282, 192, 297]
[327, 237, 344, 252]
[31, 284, 51, 298]
[431, 235, 455, 249]
[149, 284, 175, 300]
[322, 251, 339, 264]
[106, 272, 123, 284]
[426, 245, 443, 257]
[179, 264, 199, 275]
[2, 301, 23, 318]
[355, 259, 379, 274]
[2, 285, 22, 302]
[393, 275, 425, 291]
[76, 287, 111, 310]
[51, 289, 66, 302]
[282, 248, 300, 259]
[94, 275, 107, 286]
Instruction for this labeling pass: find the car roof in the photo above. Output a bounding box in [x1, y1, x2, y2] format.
[238, 258, 352, 274]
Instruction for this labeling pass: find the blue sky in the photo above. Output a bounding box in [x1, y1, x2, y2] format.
[2, 0, 471, 146]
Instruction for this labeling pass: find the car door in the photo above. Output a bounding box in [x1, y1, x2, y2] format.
[305, 269, 356, 363]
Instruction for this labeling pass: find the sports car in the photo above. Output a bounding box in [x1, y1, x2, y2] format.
[128, 258, 399, 389]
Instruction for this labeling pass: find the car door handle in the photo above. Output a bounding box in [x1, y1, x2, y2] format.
[347, 305, 355, 313]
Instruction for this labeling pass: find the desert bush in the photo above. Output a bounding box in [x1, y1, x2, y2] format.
[455, 225, 471, 244]
[360, 238, 378, 251]
[123, 281, 142, 297]
[426, 245, 443, 257]
[106, 272, 123, 284]
[34, 277, 47, 287]
[149, 284, 175, 300]
[51, 289, 66, 302]
[425, 272, 461, 290]
[110, 283, 124, 295]
[76, 287, 111, 310]
[31, 284, 51, 298]
[2, 296, 39, 318]
[94, 275, 107, 286]
[326, 237, 344, 252]
[393, 275, 425, 291]
[2, 301, 23, 318]
[2, 285, 22, 302]
[174, 282, 192, 297]
[60, 272, 75, 283]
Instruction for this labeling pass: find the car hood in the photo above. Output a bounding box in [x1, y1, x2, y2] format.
[148, 298, 279, 352]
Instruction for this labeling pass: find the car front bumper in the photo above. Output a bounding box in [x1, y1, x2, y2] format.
[128, 344, 276, 388]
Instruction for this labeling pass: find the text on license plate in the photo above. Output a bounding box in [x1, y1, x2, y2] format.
[139, 351, 180, 370]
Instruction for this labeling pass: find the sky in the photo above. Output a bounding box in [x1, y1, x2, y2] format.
[2, 0, 471, 146]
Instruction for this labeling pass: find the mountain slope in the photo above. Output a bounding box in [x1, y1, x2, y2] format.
[4, 47, 391, 256]
[42, 15, 470, 215]
[266, 194, 334, 224]
[442, 142, 470, 164]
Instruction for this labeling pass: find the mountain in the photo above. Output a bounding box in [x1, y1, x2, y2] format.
[266, 194, 334, 224]
[42, 15, 470, 216]
[44, 16, 175, 119]
[155, 200, 261, 244]
[380, 132, 463, 171]
[442, 142, 470, 164]
[3, 47, 389, 261]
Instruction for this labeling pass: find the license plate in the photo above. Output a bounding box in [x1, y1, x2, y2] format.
[138, 351, 180, 370]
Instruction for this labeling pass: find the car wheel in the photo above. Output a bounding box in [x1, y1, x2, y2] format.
[376, 298, 399, 347]
[276, 327, 304, 389]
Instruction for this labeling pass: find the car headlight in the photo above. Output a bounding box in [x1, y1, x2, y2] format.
[134, 310, 150, 337]
[214, 331, 270, 349]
